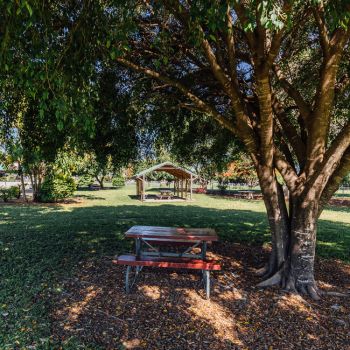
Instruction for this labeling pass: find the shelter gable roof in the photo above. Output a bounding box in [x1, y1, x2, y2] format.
[133, 162, 196, 179]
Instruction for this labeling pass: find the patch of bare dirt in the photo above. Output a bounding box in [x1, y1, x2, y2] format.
[50, 243, 350, 349]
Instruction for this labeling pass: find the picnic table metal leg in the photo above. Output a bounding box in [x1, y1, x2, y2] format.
[125, 266, 132, 293]
[202, 270, 210, 299]
[125, 265, 143, 294]
[135, 238, 141, 258]
[201, 242, 207, 260]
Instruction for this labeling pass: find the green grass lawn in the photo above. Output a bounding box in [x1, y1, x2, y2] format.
[0, 185, 349, 349]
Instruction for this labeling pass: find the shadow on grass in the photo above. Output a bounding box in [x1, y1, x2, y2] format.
[74, 194, 107, 201]
[0, 202, 349, 348]
[333, 192, 350, 198]
[324, 204, 350, 213]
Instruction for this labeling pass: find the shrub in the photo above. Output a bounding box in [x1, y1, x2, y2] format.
[0, 186, 20, 202]
[9, 185, 21, 199]
[38, 174, 76, 202]
[112, 176, 125, 187]
[77, 174, 94, 188]
[0, 188, 12, 202]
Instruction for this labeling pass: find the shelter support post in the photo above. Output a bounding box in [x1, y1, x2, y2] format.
[190, 174, 193, 200]
[142, 175, 145, 201]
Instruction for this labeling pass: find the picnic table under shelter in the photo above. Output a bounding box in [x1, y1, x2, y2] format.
[133, 162, 197, 202]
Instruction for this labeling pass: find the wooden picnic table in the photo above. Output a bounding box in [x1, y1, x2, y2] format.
[158, 189, 173, 199]
[125, 225, 218, 242]
[237, 190, 255, 199]
[115, 225, 220, 298]
[126, 225, 217, 259]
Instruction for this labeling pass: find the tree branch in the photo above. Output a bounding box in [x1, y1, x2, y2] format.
[318, 148, 350, 215]
[267, 2, 293, 65]
[116, 57, 238, 134]
[273, 64, 312, 122]
[304, 121, 350, 196]
[305, 24, 350, 176]
[232, 3, 255, 49]
[274, 147, 299, 192]
[312, 3, 330, 57]
[226, 3, 238, 84]
[272, 96, 305, 166]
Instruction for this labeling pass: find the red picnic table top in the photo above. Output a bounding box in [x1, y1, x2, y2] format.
[125, 225, 218, 241]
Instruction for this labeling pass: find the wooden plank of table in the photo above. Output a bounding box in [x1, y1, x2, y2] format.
[125, 225, 218, 241]
[114, 254, 221, 270]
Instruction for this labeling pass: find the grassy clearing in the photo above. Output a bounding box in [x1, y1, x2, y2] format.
[0, 185, 349, 348]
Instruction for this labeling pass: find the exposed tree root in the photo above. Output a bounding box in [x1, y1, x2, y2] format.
[257, 269, 282, 287]
[284, 277, 296, 292]
[306, 285, 321, 300]
[256, 267, 323, 301]
[255, 264, 269, 277]
[299, 284, 307, 295]
[324, 291, 348, 297]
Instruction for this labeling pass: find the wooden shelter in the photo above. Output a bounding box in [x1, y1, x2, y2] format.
[133, 162, 196, 201]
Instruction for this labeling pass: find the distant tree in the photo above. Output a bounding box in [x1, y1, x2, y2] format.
[222, 155, 259, 188]
[75, 153, 113, 189]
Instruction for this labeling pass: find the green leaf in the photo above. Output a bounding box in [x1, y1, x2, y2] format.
[42, 91, 49, 100]
[209, 34, 216, 42]
[25, 2, 33, 17]
[57, 121, 64, 131]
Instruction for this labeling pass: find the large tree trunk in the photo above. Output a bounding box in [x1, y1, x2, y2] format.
[258, 187, 321, 300]
[256, 167, 290, 279]
[285, 200, 320, 299]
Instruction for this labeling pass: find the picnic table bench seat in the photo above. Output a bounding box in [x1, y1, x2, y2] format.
[113, 254, 221, 270]
[141, 238, 212, 246]
[114, 254, 221, 299]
